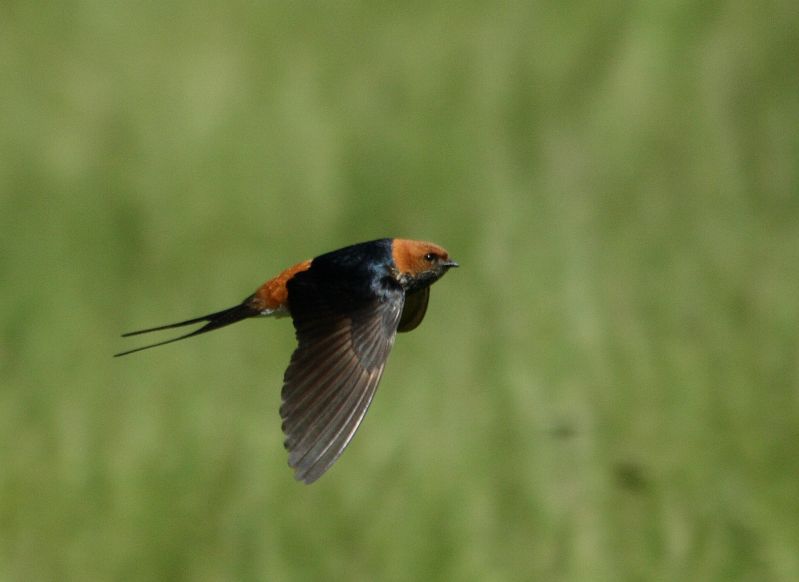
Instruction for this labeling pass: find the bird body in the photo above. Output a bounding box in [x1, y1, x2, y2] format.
[116, 238, 457, 483]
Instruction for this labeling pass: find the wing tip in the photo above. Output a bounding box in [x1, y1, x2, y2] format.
[289, 459, 328, 485]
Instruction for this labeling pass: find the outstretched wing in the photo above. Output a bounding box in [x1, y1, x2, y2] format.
[397, 287, 429, 332]
[280, 273, 404, 484]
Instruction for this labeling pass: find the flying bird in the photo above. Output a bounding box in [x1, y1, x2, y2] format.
[116, 238, 458, 483]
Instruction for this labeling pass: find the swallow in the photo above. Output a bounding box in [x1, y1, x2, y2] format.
[116, 238, 458, 483]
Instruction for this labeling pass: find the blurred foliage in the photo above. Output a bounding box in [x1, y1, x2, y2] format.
[1, 1, 798, 580]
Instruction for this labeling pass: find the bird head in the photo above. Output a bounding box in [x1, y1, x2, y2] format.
[391, 239, 459, 292]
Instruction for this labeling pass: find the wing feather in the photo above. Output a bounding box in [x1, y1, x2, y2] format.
[397, 287, 429, 332]
[280, 273, 404, 483]
[293, 370, 383, 483]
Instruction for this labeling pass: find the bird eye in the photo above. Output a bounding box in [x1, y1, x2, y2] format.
[424, 252, 436, 262]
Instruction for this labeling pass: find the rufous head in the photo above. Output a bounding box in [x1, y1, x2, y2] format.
[391, 239, 458, 291]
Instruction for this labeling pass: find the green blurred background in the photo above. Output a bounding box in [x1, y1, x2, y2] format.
[2, 1, 798, 580]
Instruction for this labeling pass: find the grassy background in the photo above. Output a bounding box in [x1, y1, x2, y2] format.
[2, 1, 798, 580]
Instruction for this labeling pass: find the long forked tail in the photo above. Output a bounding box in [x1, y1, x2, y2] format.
[114, 297, 259, 357]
